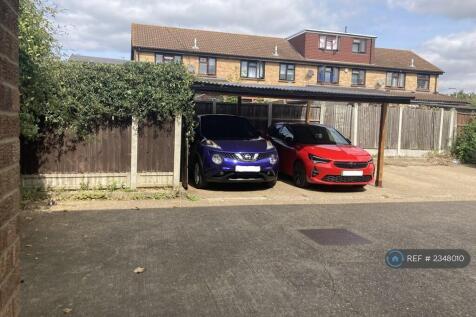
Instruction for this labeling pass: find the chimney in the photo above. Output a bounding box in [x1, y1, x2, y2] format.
[192, 38, 199, 49]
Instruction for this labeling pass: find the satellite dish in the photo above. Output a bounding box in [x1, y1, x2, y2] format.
[306, 69, 314, 78]
[187, 64, 195, 74]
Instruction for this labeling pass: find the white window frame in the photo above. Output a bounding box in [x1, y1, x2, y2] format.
[319, 35, 338, 51]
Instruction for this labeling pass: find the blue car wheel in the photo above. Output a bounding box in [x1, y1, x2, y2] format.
[193, 161, 208, 189]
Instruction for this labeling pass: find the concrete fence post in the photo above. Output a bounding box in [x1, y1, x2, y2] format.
[173, 115, 182, 188]
[351, 103, 359, 145]
[130, 116, 139, 189]
[212, 100, 217, 114]
[448, 108, 456, 148]
[397, 105, 404, 156]
[438, 107, 445, 152]
[267, 103, 273, 127]
[319, 103, 326, 124]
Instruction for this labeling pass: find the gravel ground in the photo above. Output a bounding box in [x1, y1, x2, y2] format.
[37, 161, 476, 212]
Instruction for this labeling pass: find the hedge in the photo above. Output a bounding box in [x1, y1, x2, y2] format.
[452, 119, 476, 163]
[20, 60, 195, 141]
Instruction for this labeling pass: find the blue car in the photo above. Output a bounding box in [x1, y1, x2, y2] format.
[190, 114, 279, 188]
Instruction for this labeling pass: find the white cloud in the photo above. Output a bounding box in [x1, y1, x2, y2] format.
[387, 0, 476, 19]
[55, 0, 349, 58]
[419, 29, 476, 92]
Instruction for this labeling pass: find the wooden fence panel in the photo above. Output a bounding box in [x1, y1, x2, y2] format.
[137, 121, 175, 172]
[216, 102, 238, 115]
[272, 104, 307, 121]
[195, 102, 212, 114]
[401, 107, 437, 150]
[21, 124, 132, 174]
[357, 104, 380, 148]
[194, 101, 463, 152]
[386, 105, 400, 149]
[324, 103, 353, 138]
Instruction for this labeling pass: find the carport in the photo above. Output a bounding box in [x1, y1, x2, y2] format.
[191, 80, 415, 187]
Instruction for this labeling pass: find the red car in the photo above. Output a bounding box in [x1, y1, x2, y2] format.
[269, 122, 374, 188]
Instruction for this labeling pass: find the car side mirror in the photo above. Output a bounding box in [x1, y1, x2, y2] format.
[284, 136, 294, 145]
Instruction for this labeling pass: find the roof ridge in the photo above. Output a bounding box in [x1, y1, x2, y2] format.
[131, 22, 287, 41]
[375, 47, 414, 53]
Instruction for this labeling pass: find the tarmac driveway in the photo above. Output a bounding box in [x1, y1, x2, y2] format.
[21, 201, 476, 316]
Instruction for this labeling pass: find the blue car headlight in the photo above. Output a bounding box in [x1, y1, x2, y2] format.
[266, 140, 275, 150]
[202, 139, 222, 149]
[211, 154, 223, 165]
[269, 153, 278, 165]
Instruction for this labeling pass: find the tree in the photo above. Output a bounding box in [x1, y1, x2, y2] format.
[19, 0, 61, 140]
[451, 90, 476, 107]
[18, 0, 195, 142]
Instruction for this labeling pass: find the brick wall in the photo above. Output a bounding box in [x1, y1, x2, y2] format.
[289, 32, 374, 64]
[0, 0, 21, 316]
[135, 51, 438, 92]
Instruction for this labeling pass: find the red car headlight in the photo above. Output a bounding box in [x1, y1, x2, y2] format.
[308, 154, 331, 164]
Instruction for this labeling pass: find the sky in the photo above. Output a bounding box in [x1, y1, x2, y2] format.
[54, 0, 476, 93]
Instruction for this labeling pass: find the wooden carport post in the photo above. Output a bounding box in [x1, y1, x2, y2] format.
[305, 100, 312, 123]
[375, 103, 389, 187]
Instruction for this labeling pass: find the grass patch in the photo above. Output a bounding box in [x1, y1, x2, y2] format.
[184, 193, 200, 201]
[21, 187, 186, 209]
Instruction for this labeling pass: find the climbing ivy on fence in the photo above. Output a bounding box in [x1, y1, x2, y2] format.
[21, 61, 195, 141]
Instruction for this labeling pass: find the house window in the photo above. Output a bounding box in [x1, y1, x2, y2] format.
[352, 39, 367, 53]
[417, 74, 430, 90]
[318, 66, 339, 84]
[386, 72, 405, 88]
[156, 53, 182, 64]
[319, 35, 338, 51]
[198, 57, 216, 75]
[279, 63, 295, 81]
[352, 69, 366, 86]
[240, 60, 265, 79]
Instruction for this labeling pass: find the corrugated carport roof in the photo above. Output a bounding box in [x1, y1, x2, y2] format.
[192, 80, 415, 104]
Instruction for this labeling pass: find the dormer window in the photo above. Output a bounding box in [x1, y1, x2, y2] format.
[352, 39, 367, 53]
[319, 35, 338, 51]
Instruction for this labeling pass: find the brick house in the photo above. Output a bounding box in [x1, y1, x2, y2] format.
[130, 23, 456, 103]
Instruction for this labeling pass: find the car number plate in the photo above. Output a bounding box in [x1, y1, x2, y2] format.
[235, 166, 260, 172]
[342, 170, 363, 176]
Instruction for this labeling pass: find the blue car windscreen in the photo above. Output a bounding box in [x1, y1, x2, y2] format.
[201, 116, 260, 140]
